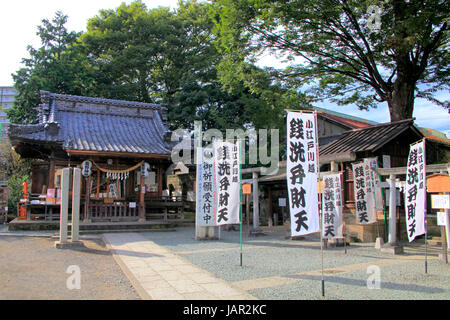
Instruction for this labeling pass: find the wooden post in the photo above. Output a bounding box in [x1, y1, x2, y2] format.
[252, 172, 260, 232]
[157, 167, 163, 197]
[96, 170, 100, 198]
[246, 193, 250, 236]
[139, 174, 145, 222]
[268, 187, 273, 226]
[48, 157, 56, 189]
[441, 224, 448, 264]
[84, 176, 91, 222]
[343, 221, 347, 254]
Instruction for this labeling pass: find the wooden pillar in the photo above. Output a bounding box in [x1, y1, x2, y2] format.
[157, 166, 163, 197]
[138, 174, 146, 222]
[268, 186, 273, 226]
[252, 172, 260, 230]
[96, 170, 100, 198]
[48, 157, 56, 189]
[83, 176, 91, 222]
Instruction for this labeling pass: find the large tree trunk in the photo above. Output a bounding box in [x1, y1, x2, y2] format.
[387, 75, 416, 122]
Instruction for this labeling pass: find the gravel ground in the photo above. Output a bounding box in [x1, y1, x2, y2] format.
[140, 225, 450, 300]
[0, 235, 140, 300]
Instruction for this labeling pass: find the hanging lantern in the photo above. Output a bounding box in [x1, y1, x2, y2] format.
[81, 160, 92, 177]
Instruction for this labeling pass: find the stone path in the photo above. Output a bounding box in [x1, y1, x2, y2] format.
[103, 232, 257, 300]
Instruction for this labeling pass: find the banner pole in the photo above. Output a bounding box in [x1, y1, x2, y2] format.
[194, 121, 202, 241]
[425, 218, 428, 273]
[340, 172, 347, 254]
[424, 140, 428, 274]
[240, 139, 243, 267]
[313, 111, 325, 297]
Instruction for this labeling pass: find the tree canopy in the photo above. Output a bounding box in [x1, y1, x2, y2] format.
[9, 1, 307, 134]
[211, 0, 449, 121]
[7, 11, 92, 124]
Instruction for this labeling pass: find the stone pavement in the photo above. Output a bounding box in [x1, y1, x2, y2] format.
[103, 232, 257, 300]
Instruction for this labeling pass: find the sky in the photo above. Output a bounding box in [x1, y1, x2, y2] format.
[1, 0, 448, 136]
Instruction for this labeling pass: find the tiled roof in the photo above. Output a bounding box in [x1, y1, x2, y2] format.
[9, 91, 172, 155]
[312, 106, 377, 129]
[320, 118, 422, 156]
[418, 127, 450, 146]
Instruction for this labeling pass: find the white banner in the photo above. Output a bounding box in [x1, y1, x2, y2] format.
[322, 174, 343, 239]
[352, 162, 376, 224]
[286, 111, 319, 236]
[214, 141, 241, 225]
[364, 157, 383, 210]
[405, 140, 426, 242]
[196, 146, 217, 227]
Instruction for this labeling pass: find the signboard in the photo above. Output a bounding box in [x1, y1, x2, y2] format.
[437, 211, 447, 226]
[109, 184, 117, 198]
[431, 194, 450, 209]
[196, 146, 217, 227]
[365, 157, 383, 210]
[242, 183, 252, 195]
[352, 162, 376, 224]
[404, 140, 426, 242]
[278, 198, 286, 207]
[214, 141, 241, 225]
[286, 111, 319, 237]
[322, 173, 343, 239]
[382, 155, 391, 168]
[81, 160, 92, 177]
[140, 162, 150, 177]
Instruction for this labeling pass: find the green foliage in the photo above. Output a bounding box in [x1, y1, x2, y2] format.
[79, 0, 305, 133]
[7, 11, 93, 124]
[9, 0, 312, 140]
[0, 142, 31, 215]
[211, 0, 449, 121]
[7, 173, 30, 217]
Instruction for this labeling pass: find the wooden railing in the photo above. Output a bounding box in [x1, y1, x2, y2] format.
[18, 195, 194, 222]
[88, 200, 139, 221]
[145, 195, 194, 221]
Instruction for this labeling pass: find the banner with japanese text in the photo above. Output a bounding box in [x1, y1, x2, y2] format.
[322, 173, 343, 239]
[196, 146, 217, 227]
[214, 141, 241, 225]
[286, 111, 320, 237]
[364, 157, 383, 210]
[352, 162, 376, 224]
[405, 140, 426, 242]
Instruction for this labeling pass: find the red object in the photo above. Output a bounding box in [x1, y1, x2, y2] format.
[18, 205, 27, 220]
[18, 182, 29, 220]
[23, 182, 28, 199]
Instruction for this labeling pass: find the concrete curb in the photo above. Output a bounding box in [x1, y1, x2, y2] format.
[102, 234, 151, 300]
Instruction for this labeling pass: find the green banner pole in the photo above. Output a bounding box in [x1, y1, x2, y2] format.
[240, 139, 243, 267]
